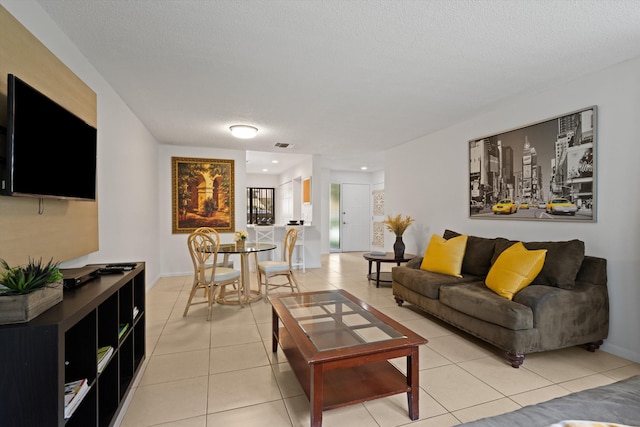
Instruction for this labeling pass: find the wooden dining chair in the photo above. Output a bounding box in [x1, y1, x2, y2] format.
[287, 225, 305, 272]
[191, 226, 234, 300]
[194, 227, 233, 268]
[183, 229, 243, 320]
[257, 227, 300, 300]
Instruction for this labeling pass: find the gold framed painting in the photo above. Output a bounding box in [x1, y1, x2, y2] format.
[172, 157, 235, 233]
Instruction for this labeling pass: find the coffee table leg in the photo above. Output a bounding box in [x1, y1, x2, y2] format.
[375, 261, 382, 288]
[272, 308, 279, 353]
[407, 346, 420, 420]
[310, 364, 323, 427]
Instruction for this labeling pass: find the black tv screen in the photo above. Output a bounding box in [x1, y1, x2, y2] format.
[1, 74, 97, 201]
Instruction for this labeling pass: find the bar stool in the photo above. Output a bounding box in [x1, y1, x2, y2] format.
[250, 225, 275, 273]
[255, 226, 276, 260]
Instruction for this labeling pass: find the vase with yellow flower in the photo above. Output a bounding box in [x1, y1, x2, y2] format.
[234, 230, 248, 250]
[383, 214, 414, 259]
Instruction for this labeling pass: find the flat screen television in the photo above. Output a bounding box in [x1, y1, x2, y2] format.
[1, 74, 97, 201]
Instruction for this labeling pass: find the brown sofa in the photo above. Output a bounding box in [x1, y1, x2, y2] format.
[391, 230, 609, 367]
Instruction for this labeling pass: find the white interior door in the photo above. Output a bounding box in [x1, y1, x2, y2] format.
[341, 183, 370, 252]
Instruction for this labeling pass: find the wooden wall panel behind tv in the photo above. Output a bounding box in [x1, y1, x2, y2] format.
[0, 6, 98, 266]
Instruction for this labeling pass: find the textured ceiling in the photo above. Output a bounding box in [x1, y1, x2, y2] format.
[36, 0, 640, 174]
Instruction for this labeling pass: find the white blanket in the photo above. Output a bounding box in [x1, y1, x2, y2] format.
[549, 421, 638, 427]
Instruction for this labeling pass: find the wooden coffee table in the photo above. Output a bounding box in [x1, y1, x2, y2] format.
[270, 289, 428, 426]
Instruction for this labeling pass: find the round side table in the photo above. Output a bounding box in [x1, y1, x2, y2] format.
[362, 252, 415, 288]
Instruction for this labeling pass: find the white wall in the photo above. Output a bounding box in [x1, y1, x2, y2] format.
[246, 173, 279, 188]
[279, 158, 312, 223]
[158, 145, 247, 277]
[275, 157, 321, 268]
[329, 170, 376, 185]
[371, 170, 385, 188]
[3, 0, 161, 287]
[279, 157, 312, 186]
[385, 56, 640, 363]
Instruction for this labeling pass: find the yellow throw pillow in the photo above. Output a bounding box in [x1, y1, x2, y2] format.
[485, 241, 547, 300]
[420, 234, 468, 277]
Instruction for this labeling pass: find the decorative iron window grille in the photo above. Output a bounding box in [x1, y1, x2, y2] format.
[247, 187, 275, 225]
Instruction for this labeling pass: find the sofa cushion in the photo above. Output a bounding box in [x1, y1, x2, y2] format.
[444, 229, 497, 276]
[493, 238, 585, 289]
[440, 282, 534, 330]
[392, 265, 478, 299]
[485, 242, 547, 300]
[420, 234, 468, 277]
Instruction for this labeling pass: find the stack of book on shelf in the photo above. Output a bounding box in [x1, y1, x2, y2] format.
[118, 323, 129, 340]
[64, 378, 90, 419]
[97, 345, 114, 373]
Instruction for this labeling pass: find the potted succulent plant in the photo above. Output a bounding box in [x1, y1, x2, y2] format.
[0, 257, 64, 324]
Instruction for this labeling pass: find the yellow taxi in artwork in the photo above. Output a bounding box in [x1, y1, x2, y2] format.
[492, 198, 518, 215]
[545, 198, 578, 216]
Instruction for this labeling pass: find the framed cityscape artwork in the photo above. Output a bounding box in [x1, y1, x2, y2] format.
[172, 157, 235, 233]
[469, 106, 596, 222]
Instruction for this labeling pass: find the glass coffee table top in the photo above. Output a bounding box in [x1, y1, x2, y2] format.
[278, 291, 406, 351]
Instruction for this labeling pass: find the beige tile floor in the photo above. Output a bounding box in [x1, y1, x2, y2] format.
[117, 252, 640, 426]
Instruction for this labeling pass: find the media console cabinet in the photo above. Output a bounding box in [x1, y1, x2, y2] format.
[0, 263, 145, 426]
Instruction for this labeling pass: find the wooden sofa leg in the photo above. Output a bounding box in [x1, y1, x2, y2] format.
[506, 352, 525, 368]
[585, 340, 603, 352]
[394, 296, 404, 306]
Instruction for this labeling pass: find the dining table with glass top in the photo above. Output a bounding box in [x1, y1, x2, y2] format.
[215, 242, 277, 304]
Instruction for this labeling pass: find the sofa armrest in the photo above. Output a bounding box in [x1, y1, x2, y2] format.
[406, 257, 423, 269]
[514, 282, 609, 348]
[575, 255, 607, 286]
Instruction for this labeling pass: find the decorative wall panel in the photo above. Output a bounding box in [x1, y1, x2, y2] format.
[372, 221, 385, 248]
[0, 6, 98, 265]
[373, 189, 385, 216]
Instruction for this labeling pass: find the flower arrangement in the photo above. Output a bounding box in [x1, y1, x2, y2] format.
[234, 230, 248, 241]
[383, 214, 414, 236]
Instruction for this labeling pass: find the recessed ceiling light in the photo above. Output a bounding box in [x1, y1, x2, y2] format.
[272, 160, 279, 164]
[361, 166, 368, 170]
[262, 168, 268, 172]
[229, 125, 258, 139]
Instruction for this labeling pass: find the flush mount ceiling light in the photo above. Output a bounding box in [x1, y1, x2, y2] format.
[229, 125, 258, 139]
